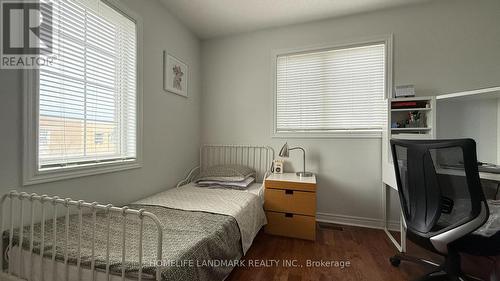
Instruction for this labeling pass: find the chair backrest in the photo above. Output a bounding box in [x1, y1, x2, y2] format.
[390, 139, 488, 238]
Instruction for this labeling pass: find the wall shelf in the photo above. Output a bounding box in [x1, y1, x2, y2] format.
[436, 86, 500, 101]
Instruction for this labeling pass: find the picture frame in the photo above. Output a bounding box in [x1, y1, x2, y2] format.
[163, 51, 188, 97]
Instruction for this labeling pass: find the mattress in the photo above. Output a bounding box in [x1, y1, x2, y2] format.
[4, 183, 266, 281]
[133, 183, 266, 254]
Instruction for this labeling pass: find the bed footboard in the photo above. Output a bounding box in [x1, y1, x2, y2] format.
[0, 191, 164, 281]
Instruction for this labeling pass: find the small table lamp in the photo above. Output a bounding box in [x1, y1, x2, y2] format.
[279, 142, 313, 177]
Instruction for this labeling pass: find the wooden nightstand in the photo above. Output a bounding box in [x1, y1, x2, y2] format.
[264, 173, 317, 240]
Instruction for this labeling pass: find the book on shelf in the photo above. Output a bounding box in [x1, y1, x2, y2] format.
[391, 101, 428, 109]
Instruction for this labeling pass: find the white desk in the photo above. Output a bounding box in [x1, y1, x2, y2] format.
[437, 167, 500, 182]
[382, 183, 407, 252]
[382, 86, 500, 253]
[478, 172, 500, 182]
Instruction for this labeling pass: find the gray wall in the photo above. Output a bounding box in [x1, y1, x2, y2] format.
[200, 0, 500, 226]
[438, 98, 499, 164]
[0, 0, 201, 205]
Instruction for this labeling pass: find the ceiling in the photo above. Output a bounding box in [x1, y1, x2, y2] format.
[160, 0, 431, 39]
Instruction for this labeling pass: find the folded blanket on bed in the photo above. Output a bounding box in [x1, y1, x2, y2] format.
[196, 176, 255, 190]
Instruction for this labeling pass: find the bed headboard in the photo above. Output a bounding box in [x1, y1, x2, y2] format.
[200, 144, 275, 183]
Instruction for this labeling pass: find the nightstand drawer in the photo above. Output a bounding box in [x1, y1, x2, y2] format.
[265, 211, 316, 240]
[264, 188, 316, 216]
[265, 180, 316, 192]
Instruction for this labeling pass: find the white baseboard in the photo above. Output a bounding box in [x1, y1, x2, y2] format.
[316, 212, 400, 231]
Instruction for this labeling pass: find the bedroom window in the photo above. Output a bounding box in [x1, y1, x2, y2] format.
[273, 37, 391, 138]
[24, 0, 142, 185]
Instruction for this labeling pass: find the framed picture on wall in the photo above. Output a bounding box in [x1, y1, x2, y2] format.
[163, 51, 188, 97]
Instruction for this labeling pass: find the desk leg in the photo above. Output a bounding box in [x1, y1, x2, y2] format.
[383, 183, 406, 253]
[400, 211, 406, 252]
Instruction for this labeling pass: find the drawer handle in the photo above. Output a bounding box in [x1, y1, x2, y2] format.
[285, 189, 294, 195]
[285, 213, 294, 218]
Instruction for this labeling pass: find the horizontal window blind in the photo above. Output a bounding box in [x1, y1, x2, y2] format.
[276, 43, 386, 133]
[38, 0, 137, 169]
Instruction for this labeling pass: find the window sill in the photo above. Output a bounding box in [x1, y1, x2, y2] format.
[272, 131, 382, 139]
[23, 160, 142, 186]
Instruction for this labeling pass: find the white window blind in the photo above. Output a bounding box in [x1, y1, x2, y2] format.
[275, 43, 386, 134]
[38, 0, 137, 170]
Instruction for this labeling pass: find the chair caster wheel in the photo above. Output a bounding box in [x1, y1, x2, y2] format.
[389, 256, 401, 267]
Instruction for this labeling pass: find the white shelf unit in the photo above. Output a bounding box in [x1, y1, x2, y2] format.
[381, 96, 436, 254]
[389, 96, 435, 136]
[382, 96, 436, 188]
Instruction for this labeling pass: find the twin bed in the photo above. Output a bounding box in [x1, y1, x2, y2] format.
[1, 145, 274, 281]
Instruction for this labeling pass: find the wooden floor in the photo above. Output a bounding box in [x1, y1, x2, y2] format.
[226, 223, 442, 281]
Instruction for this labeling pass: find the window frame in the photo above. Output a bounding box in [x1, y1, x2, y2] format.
[271, 35, 393, 139]
[23, 0, 143, 185]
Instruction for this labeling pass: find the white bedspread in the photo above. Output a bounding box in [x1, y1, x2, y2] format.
[133, 183, 267, 253]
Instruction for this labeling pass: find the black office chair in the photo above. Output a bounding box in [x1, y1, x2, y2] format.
[389, 138, 500, 281]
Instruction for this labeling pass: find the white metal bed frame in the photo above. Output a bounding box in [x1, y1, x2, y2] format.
[0, 144, 274, 281]
[0, 192, 164, 281]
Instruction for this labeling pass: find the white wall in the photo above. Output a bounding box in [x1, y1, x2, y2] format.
[438, 98, 499, 164]
[200, 0, 500, 227]
[0, 0, 201, 205]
